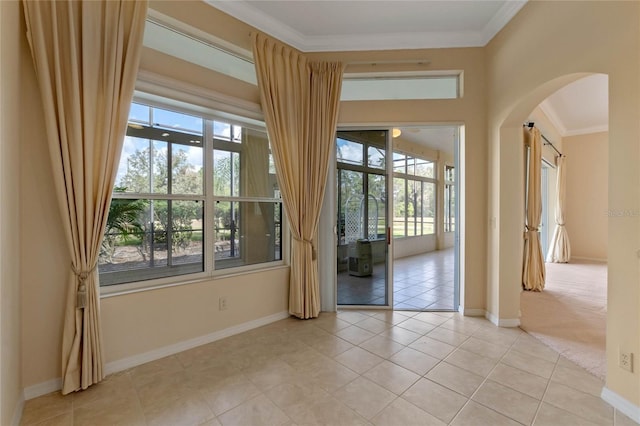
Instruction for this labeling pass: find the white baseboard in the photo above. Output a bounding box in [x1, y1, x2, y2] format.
[485, 311, 520, 328]
[23, 310, 290, 400]
[571, 256, 608, 263]
[462, 308, 486, 317]
[602, 387, 640, 424]
[23, 378, 62, 400]
[11, 394, 24, 426]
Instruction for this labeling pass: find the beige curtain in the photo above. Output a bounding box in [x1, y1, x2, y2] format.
[252, 33, 344, 319]
[546, 155, 571, 263]
[523, 127, 546, 291]
[23, 0, 148, 394]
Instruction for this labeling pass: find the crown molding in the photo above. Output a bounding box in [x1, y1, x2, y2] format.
[206, 0, 527, 52]
[538, 99, 568, 136]
[563, 124, 609, 137]
[480, 0, 527, 45]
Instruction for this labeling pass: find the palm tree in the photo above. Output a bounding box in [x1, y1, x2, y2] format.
[100, 187, 146, 263]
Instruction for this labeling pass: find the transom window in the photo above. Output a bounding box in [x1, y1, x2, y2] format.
[99, 101, 282, 287]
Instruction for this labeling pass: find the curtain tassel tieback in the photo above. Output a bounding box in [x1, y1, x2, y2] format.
[71, 263, 98, 309]
[292, 235, 317, 260]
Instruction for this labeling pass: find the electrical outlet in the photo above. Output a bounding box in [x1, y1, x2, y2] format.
[219, 297, 228, 311]
[619, 350, 633, 372]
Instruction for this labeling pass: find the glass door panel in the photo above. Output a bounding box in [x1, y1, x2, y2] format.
[336, 130, 389, 306]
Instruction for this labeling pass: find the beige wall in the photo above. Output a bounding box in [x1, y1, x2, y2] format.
[486, 0, 639, 406]
[564, 132, 608, 261]
[1, 0, 24, 423]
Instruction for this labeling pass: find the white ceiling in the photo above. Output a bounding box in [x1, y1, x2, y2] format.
[397, 126, 456, 155]
[539, 74, 609, 137]
[206, 0, 527, 51]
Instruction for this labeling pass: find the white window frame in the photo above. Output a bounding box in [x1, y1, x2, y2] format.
[100, 92, 287, 297]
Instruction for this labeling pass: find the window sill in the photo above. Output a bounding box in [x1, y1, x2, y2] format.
[100, 262, 289, 299]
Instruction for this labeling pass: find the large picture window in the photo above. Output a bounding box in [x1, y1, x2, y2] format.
[99, 101, 282, 286]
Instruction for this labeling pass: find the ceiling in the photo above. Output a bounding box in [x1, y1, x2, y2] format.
[207, 0, 527, 51]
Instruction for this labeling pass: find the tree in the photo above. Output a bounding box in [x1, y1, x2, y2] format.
[100, 187, 146, 263]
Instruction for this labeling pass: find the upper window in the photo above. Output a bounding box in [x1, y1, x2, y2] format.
[99, 101, 282, 287]
[341, 73, 460, 101]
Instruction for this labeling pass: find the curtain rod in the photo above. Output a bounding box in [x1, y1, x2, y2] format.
[524, 122, 563, 157]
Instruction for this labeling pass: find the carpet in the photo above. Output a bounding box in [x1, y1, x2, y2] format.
[520, 259, 607, 380]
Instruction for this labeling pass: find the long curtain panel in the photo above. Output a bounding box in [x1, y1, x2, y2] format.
[252, 33, 344, 319]
[523, 127, 546, 291]
[546, 155, 571, 262]
[23, 0, 148, 393]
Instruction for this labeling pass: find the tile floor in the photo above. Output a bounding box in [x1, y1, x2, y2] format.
[21, 310, 636, 426]
[337, 249, 455, 310]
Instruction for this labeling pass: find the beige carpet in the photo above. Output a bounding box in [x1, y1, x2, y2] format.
[520, 259, 607, 380]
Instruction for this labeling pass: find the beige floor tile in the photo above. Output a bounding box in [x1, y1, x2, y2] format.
[199, 418, 223, 426]
[308, 359, 359, 392]
[413, 312, 450, 326]
[389, 347, 440, 375]
[143, 394, 214, 426]
[72, 371, 135, 409]
[128, 355, 183, 387]
[427, 326, 470, 347]
[369, 311, 414, 325]
[186, 362, 243, 390]
[557, 354, 587, 371]
[199, 374, 262, 416]
[371, 397, 446, 426]
[27, 412, 72, 426]
[337, 311, 371, 324]
[488, 362, 548, 399]
[472, 380, 539, 425]
[615, 410, 640, 426]
[283, 394, 368, 426]
[363, 360, 421, 395]
[74, 392, 145, 426]
[359, 335, 405, 358]
[264, 381, 330, 411]
[217, 394, 290, 426]
[502, 348, 557, 379]
[458, 337, 509, 360]
[243, 359, 301, 391]
[175, 342, 228, 371]
[396, 317, 438, 335]
[533, 402, 602, 426]
[439, 317, 484, 336]
[310, 314, 352, 333]
[308, 335, 354, 357]
[444, 348, 498, 378]
[355, 317, 392, 334]
[20, 392, 72, 426]
[450, 401, 521, 426]
[544, 382, 614, 425]
[334, 346, 384, 374]
[133, 369, 195, 410]
[335, 325, 376, 345]
[378, 326, 422, 345]
[333, 377, 396, 420]
[511, 333, 561, 363]
[425, 362, 485, 397]
[408, 336, 456, 359]
[402, 378, 468, 424]
[551, 364, 604, 397]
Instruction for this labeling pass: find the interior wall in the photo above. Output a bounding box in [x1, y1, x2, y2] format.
[486, 0, 640, 407]
[564, 132, 609, 261]
[1, 0, 24, 423]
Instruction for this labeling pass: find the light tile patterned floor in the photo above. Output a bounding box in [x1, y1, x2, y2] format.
[21, 310, 637, 426]
[338, 249, 455, 310]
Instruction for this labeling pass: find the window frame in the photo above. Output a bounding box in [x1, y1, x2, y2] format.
[100, 96, 287, 296]
[444, 164, 455, 233]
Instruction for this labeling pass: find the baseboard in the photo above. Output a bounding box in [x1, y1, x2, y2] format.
[23, 310, 290, 400]
[484, 311, 520, 328]
[461, 308, 486, 317]
[11, 394, 24, 426]
[105, 310, 290, 375]
[571, 256, 608, 263]
[602, 387, 640, 424]
[23, 378, 62, 400]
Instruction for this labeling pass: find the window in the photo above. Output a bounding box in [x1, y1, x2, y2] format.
[393, 152, 436, 238]
[444, 165, 455, 233]
[99, 101, 282, 286]
[341, 73, 460, 101]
